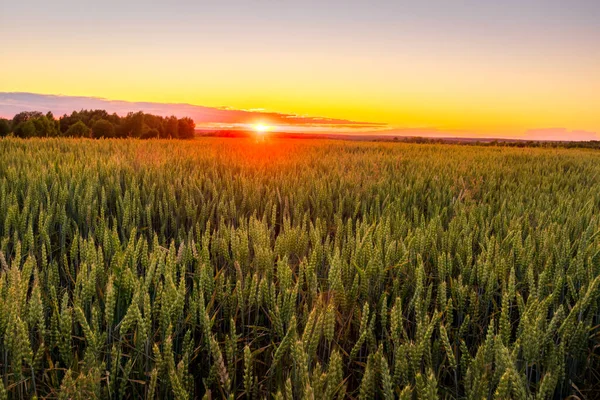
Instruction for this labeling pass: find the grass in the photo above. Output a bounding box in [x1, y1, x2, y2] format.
[0, 137, 599, 399]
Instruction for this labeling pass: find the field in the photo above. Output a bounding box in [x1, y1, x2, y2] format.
[0, 137, 599, 399]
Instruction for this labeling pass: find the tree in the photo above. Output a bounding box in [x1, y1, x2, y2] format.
[120, 112, 145, 138]
[12, 111, 43, 126]
[60, 110, 118, 134]
[178, 117, 196, 139]
[141, 128, 160, 139]
[31, 115, 59, 137]
[13, 120, 36, 138]
[144, 114, 164, 136]
[0, 119, 10, 137]
[92, 119, 116, 138]
[65, 120, 91, 137]
[7, 110, 197, 140]
[164, 116, 179, 138]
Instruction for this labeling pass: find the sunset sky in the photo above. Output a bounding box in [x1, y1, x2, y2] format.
[1, 0, 599, 139]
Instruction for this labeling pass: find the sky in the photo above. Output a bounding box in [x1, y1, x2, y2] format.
[1, 0, 599, 139]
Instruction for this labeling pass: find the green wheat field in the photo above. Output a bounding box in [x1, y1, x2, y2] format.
[0, 138, 599, 399]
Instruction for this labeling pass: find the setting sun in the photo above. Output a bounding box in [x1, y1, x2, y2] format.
[253, 124, 270, 134]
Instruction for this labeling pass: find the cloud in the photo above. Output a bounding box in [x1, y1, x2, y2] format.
[0, 92, 386, 130]
[2, 93, 595, 141]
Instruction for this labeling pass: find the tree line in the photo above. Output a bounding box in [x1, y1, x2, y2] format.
[0, 109, 196, 139]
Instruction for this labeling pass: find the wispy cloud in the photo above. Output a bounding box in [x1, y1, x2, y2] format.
[0, 92, 386, 130]
[1, 93, 596, 140]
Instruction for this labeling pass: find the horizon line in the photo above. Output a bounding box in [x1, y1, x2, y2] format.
[0, 91, 597, 142]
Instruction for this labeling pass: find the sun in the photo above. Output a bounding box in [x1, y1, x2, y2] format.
[253, 124, 270, 134]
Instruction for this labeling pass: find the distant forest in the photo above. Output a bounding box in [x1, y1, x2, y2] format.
[0, 110, 196, 139]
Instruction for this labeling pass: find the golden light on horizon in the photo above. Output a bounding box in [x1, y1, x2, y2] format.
[253, 124, 270, 134]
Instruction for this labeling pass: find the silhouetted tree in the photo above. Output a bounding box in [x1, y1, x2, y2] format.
[165, 116, 179, 138]
[144, 114, 164, 137]
[65, 120, 91, 137]
[60, 109, 117, 133]
[120, 111, 145, 138]
[0, 119, 10, 137]
[31, 115, 59, 137]
[59, 113, 76, 133]
[11, 114, 57, 137]
[13, 120, 36, 138]
[12, 111, 43, 126]
[7, 109, 198, 140]
[141, 128, 160, 139]
[178, 117, 196, 139]
[92, 119, 116, 138]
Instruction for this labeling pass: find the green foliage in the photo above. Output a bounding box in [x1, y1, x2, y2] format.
[0, 119, 10, 137]
[31, 114, 59, 137]
[178, 117, 195, 139]
[12, 110, 43, 126]
[13, 120, 37, 137]
[120, 111, 145, 138]
[7, 109, 194, 140]
[165, 115, 179, 138]
[92, 119, 116, 138]
[13, 113, 59, 137]
[0, 138, 599, 399]
[66, 120, 91, 138]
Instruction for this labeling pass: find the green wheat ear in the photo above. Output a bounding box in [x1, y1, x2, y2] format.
[243, 345, 254, 399]
[1, 138, 599, 398]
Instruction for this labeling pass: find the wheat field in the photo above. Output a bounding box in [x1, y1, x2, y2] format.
[0, 138, 599, 399]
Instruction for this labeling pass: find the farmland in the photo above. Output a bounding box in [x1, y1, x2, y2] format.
[0, 137, 599, 399]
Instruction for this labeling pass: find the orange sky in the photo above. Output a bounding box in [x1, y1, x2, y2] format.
[1, 1, 599, 139]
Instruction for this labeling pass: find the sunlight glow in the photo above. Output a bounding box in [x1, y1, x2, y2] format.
[253, 124, 270, 134]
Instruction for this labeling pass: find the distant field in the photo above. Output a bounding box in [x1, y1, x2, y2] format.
[0, 138, 599, 399]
